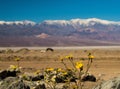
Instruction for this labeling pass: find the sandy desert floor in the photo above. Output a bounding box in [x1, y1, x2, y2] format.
[0, 46, 120, 89]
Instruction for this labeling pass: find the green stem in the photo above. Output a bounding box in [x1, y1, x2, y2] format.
[85, 59, 92, 75]
[78, 69, 83, 89]
[69, 59, 76, 70]
[61, 61, 68, 69]
[17, 61, 19, 68]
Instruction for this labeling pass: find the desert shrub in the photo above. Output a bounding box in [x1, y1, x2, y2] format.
[0, 49, 14, 54]
[0, 50, 6, 53]
[41, 53, 95, 89]
[16, 48, 30, 54]
[6, 49, 14, 54]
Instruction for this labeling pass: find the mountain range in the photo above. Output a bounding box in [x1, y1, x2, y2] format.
[0, 18, 120, 46]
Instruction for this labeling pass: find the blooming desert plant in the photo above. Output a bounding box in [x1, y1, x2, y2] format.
[15, 57, 21, 68]
[59, 53, 94, 89]
[44, 67, 76, 89]
[8, 65, 21, 73]
[7, 57, 21, 73]
[43, 53, 94, 89]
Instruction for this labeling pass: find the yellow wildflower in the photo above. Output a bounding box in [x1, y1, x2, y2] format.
[69, 54, 73, 59]
[65, 56, 70, 59]
[15, 57, 20, 61]
[62, 71, 68, 75]
[60, 56, 64, 61]
[75, 61, 83, 70]
[57, 68, 62, 72]
[34, 70, 40, 75]
[65, 54, 73, 59]
[89, 55, 94, 59]
[46, 68, 54, 72]
[9, 65, 18, 71]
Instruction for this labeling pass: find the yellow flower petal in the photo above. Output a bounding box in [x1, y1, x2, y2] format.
[75, 61, 83, 69]
[89, 55, 94, 59]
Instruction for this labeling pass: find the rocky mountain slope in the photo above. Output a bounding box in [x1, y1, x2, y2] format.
[0, 18, 120, 46]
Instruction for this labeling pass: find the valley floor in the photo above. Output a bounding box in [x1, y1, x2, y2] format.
[0, 46, 120, 89]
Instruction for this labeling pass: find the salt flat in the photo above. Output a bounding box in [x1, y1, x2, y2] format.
[0, 46, 120, 50]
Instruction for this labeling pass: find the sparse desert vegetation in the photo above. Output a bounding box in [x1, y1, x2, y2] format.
[0, 47, 120, 89]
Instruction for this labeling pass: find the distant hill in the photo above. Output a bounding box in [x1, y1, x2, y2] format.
[0, 18, 120, 46]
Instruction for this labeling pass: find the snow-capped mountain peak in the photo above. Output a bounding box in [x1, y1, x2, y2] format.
[1, 18, 120, 26]
[43, 20, 69, 26]
[42, 18, 120, 26]
[0, 20, 36, 25]
[22, 20, 36, 25]
[86, 18, 120, 25]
